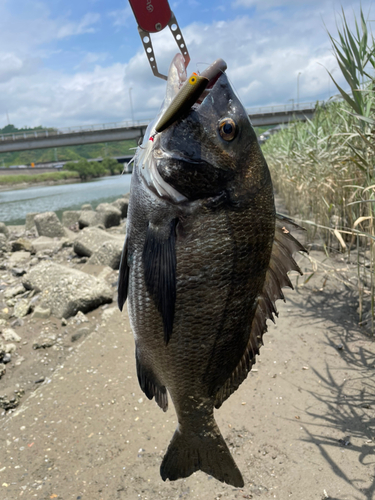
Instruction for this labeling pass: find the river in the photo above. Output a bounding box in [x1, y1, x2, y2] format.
[0, 174, 132, 226]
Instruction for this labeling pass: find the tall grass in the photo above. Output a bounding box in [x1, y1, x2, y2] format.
[263, 7, 375, 326]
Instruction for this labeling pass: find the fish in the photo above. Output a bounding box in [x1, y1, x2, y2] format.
[118, 53, 306, 488]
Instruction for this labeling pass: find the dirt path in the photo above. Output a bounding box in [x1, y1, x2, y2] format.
[0, 251, 374, 500]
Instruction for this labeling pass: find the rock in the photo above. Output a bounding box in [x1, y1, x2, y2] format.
[81, 203, 93, 211]
[22, 261, 112, 318]
[73, 227, 124, 257]
[112, 198, 129, 218]
[15, 356, 24, 366]
[71, 327, 91, 342]
[0, 343, 5, 359]
[25, 213, 39, 231]
[8, 251, 31, 266]
[31, 236, 63, 254]
[0, 234, 10, 252]
[0, 222, 9, 238]
[11, 267, 27, 277]
[10, 318, 24, 328]
[101, 306, 118, 323]
[32, 306, 51, 319]
[78, 210, 102, 229]
[5, 343, 16, 353]
[0, 307, 11, 320]
[3, 284, 25, 299]
[95, 203, 122, 228]
[69, 311, 89, 325]
[34, 212, 65, 238]
[11, 238, 33, 252]
[87, 240, 124, 269]
[0, 363, 5, 378]
[2, 353, 11, 364]
[62, 210, 82, 228]
[2, 328, 21, 342]
[29, 257, 39, 266]
[0, 319, 7, 328]
[33, 334, 57, 349]
[13, 299, 30, 318]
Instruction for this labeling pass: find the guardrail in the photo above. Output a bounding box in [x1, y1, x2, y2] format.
[246, 101, 325, 115]
[0, 101, 327, 143]
[0, 120, 150, 143]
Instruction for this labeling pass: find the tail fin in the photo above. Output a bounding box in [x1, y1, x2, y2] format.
[160, 418, 244, 487]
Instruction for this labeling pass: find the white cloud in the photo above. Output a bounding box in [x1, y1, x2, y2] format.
[108, 6, 132, 27]
[56, 12, 101, 39]
[0, 2, 371, 129]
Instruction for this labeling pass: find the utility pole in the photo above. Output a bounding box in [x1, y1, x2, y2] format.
[129, 87, 135, 124]
[297, 72, 301, 110]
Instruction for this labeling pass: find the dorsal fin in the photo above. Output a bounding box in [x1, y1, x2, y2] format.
[214, 214, 307, 409]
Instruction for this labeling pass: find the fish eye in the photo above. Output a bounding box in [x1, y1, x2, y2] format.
[219, 118, 237, 141]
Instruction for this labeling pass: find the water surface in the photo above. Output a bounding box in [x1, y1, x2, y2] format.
[0, 174, 132, 225]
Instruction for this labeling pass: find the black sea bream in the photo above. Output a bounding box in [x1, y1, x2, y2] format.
[118, 54, 305, 487]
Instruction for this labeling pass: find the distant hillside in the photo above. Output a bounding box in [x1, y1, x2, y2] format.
[0, 124, 137, 167]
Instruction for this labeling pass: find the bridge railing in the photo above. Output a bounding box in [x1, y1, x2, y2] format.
[246, 100, 325, 115]
[0, 120, 150, 143]
[0, 101, 328, 143]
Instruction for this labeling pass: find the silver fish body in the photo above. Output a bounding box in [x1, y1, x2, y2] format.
[118, 54, 305, 487]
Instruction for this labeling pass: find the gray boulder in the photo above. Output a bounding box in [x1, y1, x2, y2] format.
[13, 299, 30, 318]
[95, 203, 122, 228]
[78, 210, 102, 229]
[73, 227, 124, 257]
[11, 238, 33, 253]
[62, 210, 81, 228]
[0, 223, 9, 238]
[0, 234, 10, 252]
[25, 213, 39, 232]
[32, 306, 51, 319]
[81, 203, 93, 211]
[22, 261, 112, 318]
[112, 198, 129, 218]
[34, 212, 65, 238]
[87, 239, 124, 269]
[32, 236, 63, 254]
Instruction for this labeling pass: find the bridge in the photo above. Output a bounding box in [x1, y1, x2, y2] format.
[0, 101, 323, 155]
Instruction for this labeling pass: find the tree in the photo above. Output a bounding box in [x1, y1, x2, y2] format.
[102, 157, 122, 175]
[63, 159, 92, 180]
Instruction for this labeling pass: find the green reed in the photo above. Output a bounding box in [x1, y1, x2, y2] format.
[263, 6, 375, 327]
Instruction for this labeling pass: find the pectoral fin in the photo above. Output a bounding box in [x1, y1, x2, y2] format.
[142, 219, 178, 344]
[214, 214, 307, 408]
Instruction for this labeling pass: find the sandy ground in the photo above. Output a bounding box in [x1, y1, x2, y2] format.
[0, 249, 374, 500]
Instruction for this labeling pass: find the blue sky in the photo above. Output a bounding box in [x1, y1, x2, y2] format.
[0, 0, 372, 128]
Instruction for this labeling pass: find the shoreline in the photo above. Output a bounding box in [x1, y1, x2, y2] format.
[0, 177, 83, 192]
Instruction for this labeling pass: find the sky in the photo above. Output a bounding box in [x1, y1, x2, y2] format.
[0, 0, 372, 129]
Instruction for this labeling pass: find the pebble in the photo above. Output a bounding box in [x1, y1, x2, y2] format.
[2, 353, 11, 364]
[11, 267, 27, 277]
[13, 298, 30, 318]
[5, 343, 16, 353]
[3, 328, 21, 342]
[71, 327, 91, 343]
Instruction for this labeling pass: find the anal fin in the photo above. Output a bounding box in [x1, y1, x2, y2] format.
[136, 349, 168, 412]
